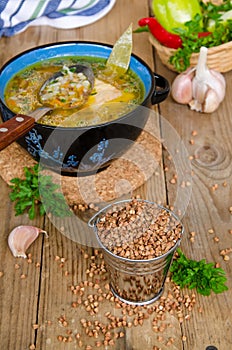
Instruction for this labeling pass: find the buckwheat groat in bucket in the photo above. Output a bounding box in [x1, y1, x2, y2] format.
[89, 199, 183, 305]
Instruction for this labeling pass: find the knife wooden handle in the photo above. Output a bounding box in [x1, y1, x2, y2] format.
[0, 114, 35, 151]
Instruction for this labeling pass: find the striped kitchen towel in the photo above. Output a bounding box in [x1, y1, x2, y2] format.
[0, 0, 114, 37]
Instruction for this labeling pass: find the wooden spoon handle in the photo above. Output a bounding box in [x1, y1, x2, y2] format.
[0, 114, 35, 151]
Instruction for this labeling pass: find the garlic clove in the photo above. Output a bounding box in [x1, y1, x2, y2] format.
[211, 69, 226, 89]
[203, 88, 221, 113]
[209, 70, 226, 103]
[171, 68, 195, 104]
[8, 225, 47, 258]
[191, 47, 210, 105]
[192, 77, 208, 105]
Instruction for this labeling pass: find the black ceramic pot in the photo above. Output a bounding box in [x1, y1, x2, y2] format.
[0, 41, 169, 176]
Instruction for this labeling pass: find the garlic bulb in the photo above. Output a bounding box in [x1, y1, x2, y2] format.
[171, 46, 226, 113]
[8, 225, 47, 258]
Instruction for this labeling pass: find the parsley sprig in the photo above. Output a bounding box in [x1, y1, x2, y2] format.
[201, 0, 232, 26]
[170, 0, 232, 72]
[9, 164, 72, 219]
[170, 249, 228, 296]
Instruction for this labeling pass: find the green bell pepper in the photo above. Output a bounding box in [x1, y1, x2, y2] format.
[152, 0, 202, 33]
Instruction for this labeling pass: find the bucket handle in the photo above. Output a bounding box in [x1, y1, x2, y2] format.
[88, 211, 100, 228]
[88, 202, 113, 228]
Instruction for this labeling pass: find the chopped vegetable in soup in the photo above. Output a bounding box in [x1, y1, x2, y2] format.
[5, 56, 144, 127]
[40, 65, 92, 109]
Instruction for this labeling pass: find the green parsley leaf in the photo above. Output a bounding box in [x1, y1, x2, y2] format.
[170, 249, 228, 296]
[169, 1, 232, 72]
[9, 164, 72, 219]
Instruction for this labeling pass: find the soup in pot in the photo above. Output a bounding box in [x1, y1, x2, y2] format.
[4, 56, 145, 127]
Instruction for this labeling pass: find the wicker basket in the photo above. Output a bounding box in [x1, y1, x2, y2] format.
[149, 34, 232, 73]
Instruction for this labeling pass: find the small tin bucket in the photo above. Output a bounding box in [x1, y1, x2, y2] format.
[88, 199, 184, 305]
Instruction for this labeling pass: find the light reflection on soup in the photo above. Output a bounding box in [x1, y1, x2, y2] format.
[4, 56, 145, 127]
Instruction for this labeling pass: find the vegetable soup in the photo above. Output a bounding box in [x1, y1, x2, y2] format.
[4, 56, 144, 127]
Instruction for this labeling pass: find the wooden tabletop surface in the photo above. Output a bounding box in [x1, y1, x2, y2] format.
[0, 1, 231, 350]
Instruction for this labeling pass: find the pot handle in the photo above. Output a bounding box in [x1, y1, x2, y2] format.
[0, 114, 35, 151]
[151, 73, 170, 105]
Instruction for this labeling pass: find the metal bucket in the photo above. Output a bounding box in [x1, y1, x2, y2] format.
[88, 199, 184, 305]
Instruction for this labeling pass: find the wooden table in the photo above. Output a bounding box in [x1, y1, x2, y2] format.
[0, 1, 231, 349]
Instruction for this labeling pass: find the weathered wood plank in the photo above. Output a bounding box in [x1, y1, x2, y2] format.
[156, 49, 232, 350]
[0, 178, 45, 350]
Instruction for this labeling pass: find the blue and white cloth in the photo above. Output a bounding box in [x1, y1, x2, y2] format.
[0, 0, 115, 37]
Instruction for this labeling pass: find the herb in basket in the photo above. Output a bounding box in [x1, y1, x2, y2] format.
[9, 164, 71, 219]
[170, 12, 232, 72]
[136, 0, 232, 72]
[170, 249, 228, 296]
